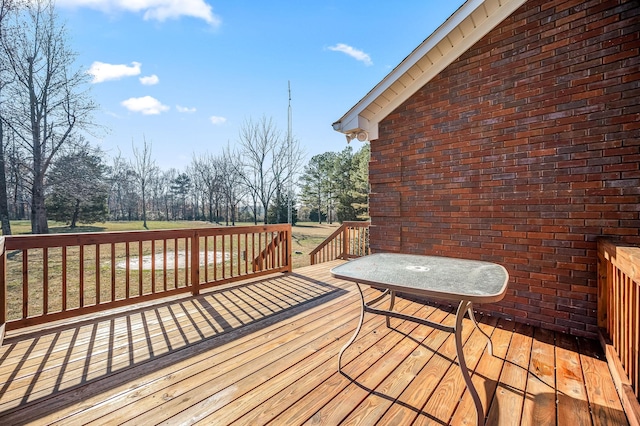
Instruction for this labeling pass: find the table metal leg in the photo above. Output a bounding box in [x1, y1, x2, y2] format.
[386, 290, 396, 328]
[338, 282, 366, 373]
[467, 305, 493, 356]
[455, 300, 484, 426]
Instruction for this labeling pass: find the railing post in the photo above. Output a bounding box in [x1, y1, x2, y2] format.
[191, 231, 200, 296]
[286, 226, 293, 273]
[597, 249, 608, 330]
[342, 225, 349, 260]
[0, 237, 6, 346]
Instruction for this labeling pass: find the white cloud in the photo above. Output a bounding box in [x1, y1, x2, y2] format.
[139, 74, 159, 85]
[121, 96, 169, 115]
[177, 105, 197, 113]
[327, 43, 373, 66]
[210, 116, 227, 125]
[88, 61, 141, 83]
[57, 0, 221, 25]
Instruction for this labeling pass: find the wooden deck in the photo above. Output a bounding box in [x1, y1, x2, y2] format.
[0, 261, 629, 425]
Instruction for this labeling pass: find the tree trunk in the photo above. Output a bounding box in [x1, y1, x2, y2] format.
[253, 200, 258, 225]
[31, 173, 48, 234]
[70, 198, 80, 228]
[164, 198, 169, 221]
[0, 119, 12, 235]
[142, 189, 148, 229]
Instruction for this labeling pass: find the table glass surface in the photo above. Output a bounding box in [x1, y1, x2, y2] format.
[331, 253, 508, 299]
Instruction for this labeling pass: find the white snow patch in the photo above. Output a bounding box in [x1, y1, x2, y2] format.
[116, 250, 230, 270]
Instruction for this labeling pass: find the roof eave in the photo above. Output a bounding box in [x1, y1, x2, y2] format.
[333, 0, 527, 142]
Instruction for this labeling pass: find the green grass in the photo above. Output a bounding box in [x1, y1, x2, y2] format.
[6, 220, 224, 235]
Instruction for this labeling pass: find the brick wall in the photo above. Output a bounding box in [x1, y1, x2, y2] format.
[370, 0, 640, 338]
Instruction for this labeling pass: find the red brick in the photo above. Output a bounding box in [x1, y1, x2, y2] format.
[369, 0, 640, 339]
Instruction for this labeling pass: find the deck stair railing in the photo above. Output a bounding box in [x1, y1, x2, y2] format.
[309, 221, 370, 265]
[0, 224, 291, 338]
[597, 239, 640, 425]
[252, 230, 288, 271]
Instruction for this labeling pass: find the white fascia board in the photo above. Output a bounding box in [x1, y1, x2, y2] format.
[333, 0, 527, 141]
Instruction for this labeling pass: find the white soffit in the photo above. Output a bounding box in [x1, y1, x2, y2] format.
[333, 0, 528, 141]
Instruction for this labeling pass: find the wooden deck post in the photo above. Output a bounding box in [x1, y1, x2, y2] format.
[0, 237, 5, 347]
[597, 250, 608, 329]
[342, 226, 348, 260]
[191, 232, 200, 296]
[286, 227, 293, 273]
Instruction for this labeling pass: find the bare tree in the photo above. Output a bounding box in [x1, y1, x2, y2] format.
[1, 0, 97, 234]
[0, 0, 21, 235]
[191, 152, 223, 223]
[221, 146, 246, 226]
[108, 151, 136, 221]
[235, 116, 303, 224]
[132, 136, 155, 229]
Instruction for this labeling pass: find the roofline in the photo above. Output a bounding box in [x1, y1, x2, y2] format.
[333, 0, 527, 142]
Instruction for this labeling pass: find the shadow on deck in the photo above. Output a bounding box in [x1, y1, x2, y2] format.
[0, 261, 629, 425]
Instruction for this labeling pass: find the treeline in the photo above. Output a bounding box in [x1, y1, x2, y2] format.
[299, 145, 369, 224]
[0, 1, 368, 235]
[5, 125, 369, 231]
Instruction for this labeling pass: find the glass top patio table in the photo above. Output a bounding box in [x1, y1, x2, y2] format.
[331, 253, 509, 303]
[331, 253, 509, 426]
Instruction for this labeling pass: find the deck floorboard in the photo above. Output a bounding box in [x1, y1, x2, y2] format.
[0, 261, 629, 425]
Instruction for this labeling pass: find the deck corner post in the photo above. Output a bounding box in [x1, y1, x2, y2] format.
[0, 237, 6, 346]
[342, 225, 348, 260]
[286, 226, 293, 273]
[596, 241, 608, 330]
[191, 231, 200, 296]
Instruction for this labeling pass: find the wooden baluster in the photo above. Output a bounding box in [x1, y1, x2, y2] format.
[229, 234, 233, 277]
[239, 233, 243, 275]
[138, 240, 143, 296]
[174, 238, 179, 289]
[125, 242, 130, 299]
[252, 232, 256, 273]
[22, 250, 28, 319]
[184, 237, 189, 288]
[214, 235, 218, 280]
[43, 247, 48, 315]
[222, 235, 226, 279]
[191, 232, 200, 296]
[96, 244, 101, 305]
[79, 245, 85, 308]
[110, 243, 115, 302]
[244, 234, 248, 275]
[204, 236, 209, 283]
[163, 239, 168, 291]
[151, 240, 156, 293]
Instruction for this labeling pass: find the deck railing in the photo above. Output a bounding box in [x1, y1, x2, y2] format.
[309, 221, 370, 265]
[0, 224, 291, 334]
[597, 239, 640, 423]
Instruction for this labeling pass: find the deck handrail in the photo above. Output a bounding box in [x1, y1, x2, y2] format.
[597, 239, 640, 425]
[0, 224, 292, 333]
[309, 221, 370, 265]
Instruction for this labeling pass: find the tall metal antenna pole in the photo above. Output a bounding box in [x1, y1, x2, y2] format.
[287, 81, 293, 225]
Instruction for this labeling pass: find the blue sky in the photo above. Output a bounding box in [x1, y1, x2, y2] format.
[56, 0, 466, 169]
